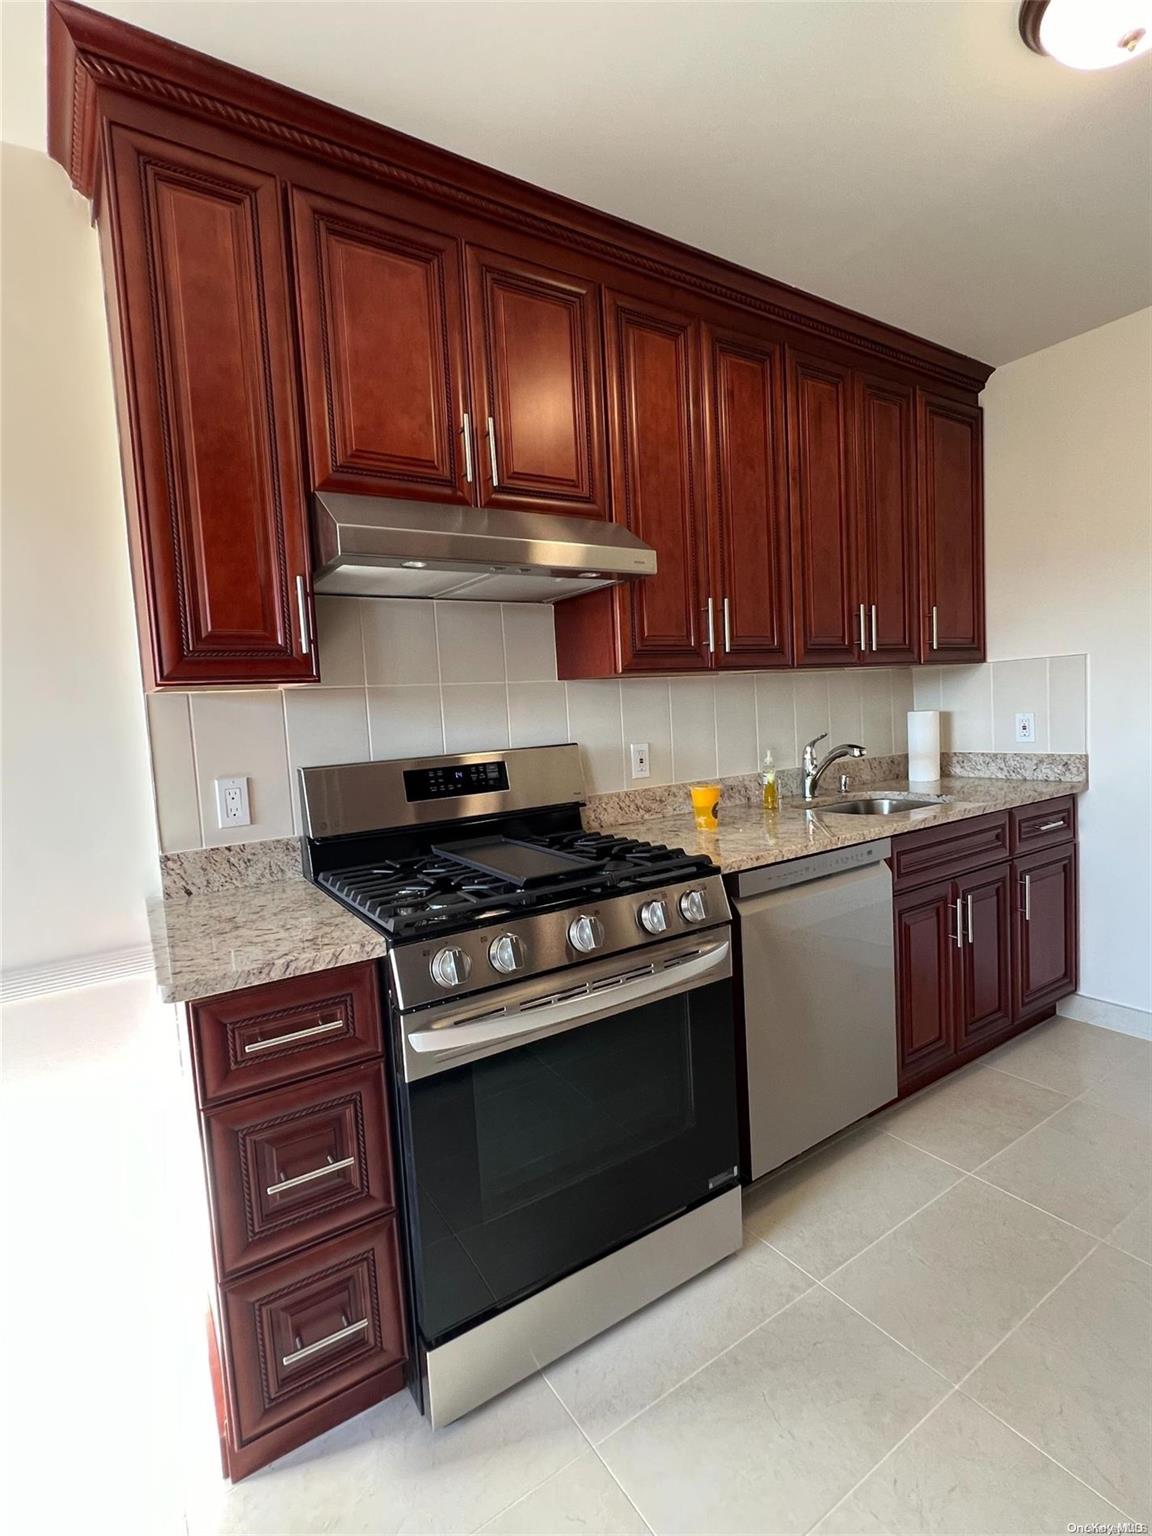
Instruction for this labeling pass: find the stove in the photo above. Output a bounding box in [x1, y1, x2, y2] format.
[298, 745, 741, 1429]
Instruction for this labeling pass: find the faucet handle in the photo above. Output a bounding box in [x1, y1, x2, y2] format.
[802, 732, 828, 760]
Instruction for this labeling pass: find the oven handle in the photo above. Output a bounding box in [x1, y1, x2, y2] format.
[406, 939, 731, 1060]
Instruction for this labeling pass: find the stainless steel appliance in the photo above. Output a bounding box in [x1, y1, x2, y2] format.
[733, 840, 898, 1182]
[300, 746, 741, 1426]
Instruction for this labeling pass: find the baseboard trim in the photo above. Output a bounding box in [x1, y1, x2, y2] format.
[0, 945, 155, 1003]
[1058, 993, 1152, 1041]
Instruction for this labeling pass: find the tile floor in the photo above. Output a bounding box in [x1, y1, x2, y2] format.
[191, 1016, 1151, 1536]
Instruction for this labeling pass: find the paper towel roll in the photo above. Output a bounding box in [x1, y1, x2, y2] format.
[908, 710, 941, 782]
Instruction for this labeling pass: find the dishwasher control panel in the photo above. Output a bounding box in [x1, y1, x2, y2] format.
[732, 839, 891, 900]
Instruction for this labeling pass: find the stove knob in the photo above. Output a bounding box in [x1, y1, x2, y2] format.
[567, 913, 605, 953]
[678, 888, 708, 924]
[430, 946, 472, 988]
[639, 899, 670, 935]
[488, 933, 527, 975]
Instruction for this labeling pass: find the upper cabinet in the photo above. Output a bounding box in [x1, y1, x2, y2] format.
[855, 375, 918, 665]
[919, 392, 986, 662]
[464, 247, 608, 517]
[101, 127, 317, 687]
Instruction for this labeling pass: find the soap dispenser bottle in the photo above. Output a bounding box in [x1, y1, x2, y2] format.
[761, 749, 779, 812]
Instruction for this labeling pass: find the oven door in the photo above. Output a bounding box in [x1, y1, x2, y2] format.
[392, 931, 738, 1350]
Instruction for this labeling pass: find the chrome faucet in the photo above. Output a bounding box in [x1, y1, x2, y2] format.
[802, 733, 866, 801]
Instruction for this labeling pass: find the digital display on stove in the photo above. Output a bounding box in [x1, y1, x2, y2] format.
[403, 761, 509, 802]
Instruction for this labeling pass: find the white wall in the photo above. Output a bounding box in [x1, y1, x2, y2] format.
[982, 308, 1152, 1013]
[0, 142, 160, 976]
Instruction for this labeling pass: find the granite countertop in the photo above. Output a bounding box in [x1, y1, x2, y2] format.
[150, 773, 1084, 1004]
[594, 776, 1086, 877]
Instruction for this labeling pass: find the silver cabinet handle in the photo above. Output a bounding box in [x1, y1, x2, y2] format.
[1021, 873, 1032, 922]
[487, 415, 500, 488]
[871, 603, 878, 653]
[705, 597, 715, 654]
[858, 602, 867, 651]
[461, 413, 474, 484]
[281, 1317, 368, 1368]
[295, 574, 311, 657]
[266, 1155, 355, 1197]
[1039, 819, 1066, 832]
[243, 1016, 344, 1055]
[722, 597, 732, 654]
[953, 896, 964, 949]
[966, 893, 974, 947]
[931, 605, 939, 651]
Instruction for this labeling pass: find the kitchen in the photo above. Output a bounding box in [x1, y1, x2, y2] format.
[2, 2, 1149, 1533]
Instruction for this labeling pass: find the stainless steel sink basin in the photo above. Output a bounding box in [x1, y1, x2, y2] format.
[813, 796, 943, 817]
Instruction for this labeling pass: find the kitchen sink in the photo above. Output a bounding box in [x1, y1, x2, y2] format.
[813, 796, 943, 816]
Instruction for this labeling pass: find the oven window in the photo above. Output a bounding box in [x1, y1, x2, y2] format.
[401, 978, 737, 1348]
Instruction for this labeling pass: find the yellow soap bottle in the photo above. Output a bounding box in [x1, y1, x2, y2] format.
[761, 749, 779, 812]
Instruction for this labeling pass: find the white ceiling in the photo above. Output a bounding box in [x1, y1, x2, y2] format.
[5, 0, 1150, 365]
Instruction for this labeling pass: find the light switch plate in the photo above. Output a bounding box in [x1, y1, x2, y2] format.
[629, 742, 651, 779]
[1014, 712, 1036, 744]
[215, 775, 251, 828]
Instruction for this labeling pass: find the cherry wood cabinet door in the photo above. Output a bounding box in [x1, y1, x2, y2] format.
[1014, 845, 1079, 1019]
[954, 865, 1013, 1049]
[104, 127, 316, 686]
[290, 188, 471, 503]
[604, 291, 710, 671]
[465, 246, 607, 517]
[894, 880, 956, 1090]
[786, 350, 859, 666]
[855, 374, 917, 665]
[919, 392, 985, 662]
[703, 326, 791, 668]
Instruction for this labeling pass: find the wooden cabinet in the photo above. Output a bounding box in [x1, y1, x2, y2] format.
[954, 864, 1013, 1047]
[855, 375, 918, 664]
[703, 326, 791, 668]
[464, 246, 607, 517]
[919, 392, 985, 662]
[101, 126, 317, 687]
[1014, 844, 1079, 1020]
[894, 881, 955, 1085]
[290, 188, 471, 503]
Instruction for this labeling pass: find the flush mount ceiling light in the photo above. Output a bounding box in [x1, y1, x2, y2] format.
[1020, 0, 1151, 69]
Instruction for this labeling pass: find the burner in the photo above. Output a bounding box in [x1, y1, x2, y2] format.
[426, 892, 475, 911]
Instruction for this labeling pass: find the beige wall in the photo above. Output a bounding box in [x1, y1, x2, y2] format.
[982, 308, 1152, 1013]
[1, 143, 160, 975]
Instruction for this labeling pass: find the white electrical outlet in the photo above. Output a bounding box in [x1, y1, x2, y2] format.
[1014, 712, 1036, 744]
[215, 775, 251, 829]
[629, 741, 651, 779]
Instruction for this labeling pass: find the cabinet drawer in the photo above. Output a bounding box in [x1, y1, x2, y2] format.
[205, 1063, 395, 1277]
[191, 964, 383, 1106]
[1011, 797, 1076, 855]
[891, 812, 1010, 890]
[221, 1217, 406, 1447]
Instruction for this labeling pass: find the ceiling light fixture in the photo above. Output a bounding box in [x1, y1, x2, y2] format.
[1020, 1, 1151, 69]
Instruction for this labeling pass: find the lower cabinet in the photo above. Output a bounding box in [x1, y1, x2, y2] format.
[894, 802, 1078, 1095]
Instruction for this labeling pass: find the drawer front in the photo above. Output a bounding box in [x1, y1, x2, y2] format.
[891, 812, 1010, 891]
[1011, 796, 1076, 855]
[221, 1217, 406, 1446]
[205, 1063, 395, 1277]
[191, 963, 383, 1106]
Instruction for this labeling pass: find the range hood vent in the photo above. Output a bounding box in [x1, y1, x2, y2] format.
[311, 493, 657, 603]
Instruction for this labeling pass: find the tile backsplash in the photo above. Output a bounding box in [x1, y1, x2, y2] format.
[144, 599, 1086, 854]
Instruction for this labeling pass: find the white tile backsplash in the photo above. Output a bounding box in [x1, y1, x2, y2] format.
[144, 594, 1088, 853]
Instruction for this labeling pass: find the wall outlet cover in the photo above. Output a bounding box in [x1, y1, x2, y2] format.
[1014, 712, 1036, 744]
[215, 775, 251, 828]
[629, 742, 651, 779]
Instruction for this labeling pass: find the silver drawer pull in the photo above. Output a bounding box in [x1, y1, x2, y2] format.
[487, 415, 500, 487]
[1038, 819, 1066, 832]
[966, 893, 974, 946]
[1021, 873, 1032, 922]
[266, 1155, 355, 1197]
[281, 1317, 368, 1368]
[244, 1016, 344, 1054]
[931, 604, 939, 651]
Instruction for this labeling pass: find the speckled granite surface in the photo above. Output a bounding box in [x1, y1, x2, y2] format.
[941, 752, 1087, 782]
[160, 837, 302, 899]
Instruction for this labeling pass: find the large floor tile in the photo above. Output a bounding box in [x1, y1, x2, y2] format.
[978, 1098, 1152, 1238]
[481, 1451, 649, 1535]
[881, 1065, 1068, 1170]
[984, 1016, 1151, 1096]
[190, 1373, 585, 1536]
[814, 1391, 1122, 1534]
[824, 1177, 1094, 1381]
[1080, 1051, 1152, 1126]
[1108, 1195, 1152, 1264]
[742, 1127, 960, 1278]
[964, 1243, 1152, 1520]
[544, 1237, 811, 1443]
[598, 1287, 948, 1536]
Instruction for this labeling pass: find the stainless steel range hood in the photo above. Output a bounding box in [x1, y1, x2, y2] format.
[311, 492, 657, 603]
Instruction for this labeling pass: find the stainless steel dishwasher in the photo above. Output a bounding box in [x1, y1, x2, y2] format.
[733, 840, 897, 1182]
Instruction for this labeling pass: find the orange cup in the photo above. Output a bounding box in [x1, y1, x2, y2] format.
[690, 783, 721, 830]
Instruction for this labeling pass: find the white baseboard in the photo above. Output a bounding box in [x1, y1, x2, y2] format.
[1058, 993, 1152, 1041]
[0, 945, 155, 1004]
